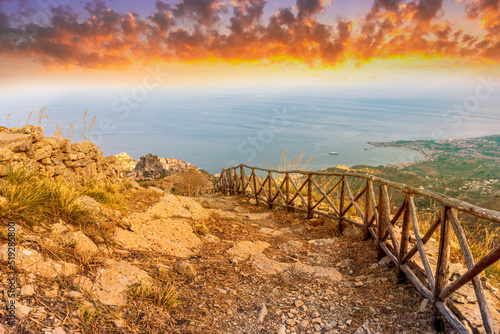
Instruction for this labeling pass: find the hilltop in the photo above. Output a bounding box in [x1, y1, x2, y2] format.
[0, 126, 499, 334]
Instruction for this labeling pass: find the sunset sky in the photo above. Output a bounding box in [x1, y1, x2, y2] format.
[1, 0, 500, 90]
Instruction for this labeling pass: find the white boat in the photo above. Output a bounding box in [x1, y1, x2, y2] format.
[329, 152, 339, 155]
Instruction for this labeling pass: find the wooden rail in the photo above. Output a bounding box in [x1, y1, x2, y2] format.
[215, 164, 500, 334]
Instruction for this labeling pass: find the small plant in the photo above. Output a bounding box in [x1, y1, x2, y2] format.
[193, 223, 208, 236]
[128, 283, 179, 310]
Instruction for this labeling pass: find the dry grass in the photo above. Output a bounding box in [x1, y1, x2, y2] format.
[0, 165, 93, 227]
[128, 282, 179, 310]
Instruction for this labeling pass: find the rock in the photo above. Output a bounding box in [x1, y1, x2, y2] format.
[20, 285, 35, 297]
[308, 238, 338, 246]
[51, 222, 70, 234]
[112, 320, 126, 329]
[53, 326, 66, 334]
[91, 259, 152, 306]
[353, 321, 372, 334]
[226, 241, 271, 259]
[64, 291, 84, 300]
[114, 215, 202, 258]
[0, 245, 77, 278]
[257, 303, 268, 323]
[174, 261, 196, 276]
[148, 194, 209, 219]
[76, 196, 102, 212]
[289, 262, 342, 281]
[419, 299, 429, 313]
[295, 300, 304, 308]
[62, 231, 99, 257]
[202, 234, 220, 243]
[277, 324, 286, 334]
[16, 303, 31, 319]
[378, 256, 392, 266]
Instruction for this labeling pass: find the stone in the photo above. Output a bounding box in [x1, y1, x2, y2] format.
[62, 231, 99, 257]
[20, 285, 35, 297]
[64, 291, 84, 299]
[148, 194, 209, 220]
[112, 320, 126, 329]
[419, 299, 429, 313]
[257, 303, 268, 323]
[227, 241, 271, 260]
[16, 303, 31, 319]
[353, 321, 372, 334]
[90, 259, 152, 306]
[51, 222, 70, 234]
[378, 256, 392, 266]
[53, 327, 66, 334]
[114, 214, 202, 258]
[174, 261, 196, 276]
[294, 300, 304, 308]
[277, 324, 286, 334]
[0, 245, 78, 278]
[202, 234, 220, 243]
[308, 238, 338, 246]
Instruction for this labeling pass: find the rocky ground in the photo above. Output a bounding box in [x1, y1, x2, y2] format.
[0, 191, 456, 334]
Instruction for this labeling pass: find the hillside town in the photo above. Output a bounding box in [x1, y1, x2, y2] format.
[116, 153, 200, 180]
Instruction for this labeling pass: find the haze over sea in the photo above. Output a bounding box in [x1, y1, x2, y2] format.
[1, 85, 500, 174]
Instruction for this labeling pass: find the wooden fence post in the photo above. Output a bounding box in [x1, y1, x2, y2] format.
[268, 171, 273, 209]
[397, 197, 411, 281]
[377, 184, 387, 260]
[364, 179, 372, 240]
[285, 173, 290, 210]
[253, 169, 258, 204]
[339, 176, 346, 233]
[307, 174, 312, 219]
[433, 205, 451, 331]
[240, 166, 245, 193]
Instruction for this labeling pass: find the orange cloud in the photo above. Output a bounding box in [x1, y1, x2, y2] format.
[0, 0, 499, 71]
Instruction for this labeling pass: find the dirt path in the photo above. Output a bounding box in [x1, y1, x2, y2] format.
[169, 194, 445, 334]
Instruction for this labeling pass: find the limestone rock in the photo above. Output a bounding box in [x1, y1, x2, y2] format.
[147, 194, 208, 219]
[0, 245, 77, 278]
[353, 321, 372, 334]
[20, 285, 35, 297]
[51, 221, 70, 234]
[174, 261, 196, 276]
[15, 303, 31, 319]
[257, 303, 268, 323]
[226, 241, 270, 260]
[62, 231, 99, 257]
[113, 215, 202, 258]
[91, 259, 153, 306]
[53, 327, 67, 334]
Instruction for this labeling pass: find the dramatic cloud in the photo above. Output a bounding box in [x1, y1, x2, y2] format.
[0, 0, 498, 69]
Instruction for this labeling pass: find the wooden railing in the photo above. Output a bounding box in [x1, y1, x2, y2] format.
[215, 164, 500, 334]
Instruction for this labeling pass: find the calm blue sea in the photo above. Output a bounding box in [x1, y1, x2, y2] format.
[1, 85, 500, 174]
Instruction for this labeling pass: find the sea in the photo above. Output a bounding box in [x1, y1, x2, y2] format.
[1, 85, 500, 174]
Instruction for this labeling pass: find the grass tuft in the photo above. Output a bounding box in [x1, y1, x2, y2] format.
[128, 282, 179, 310]
[0, 165, 92, 227]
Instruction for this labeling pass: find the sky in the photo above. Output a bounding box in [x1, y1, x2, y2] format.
[1, 0, 500, 90]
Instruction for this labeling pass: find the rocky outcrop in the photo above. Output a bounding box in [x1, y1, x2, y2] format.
[0, 126, 125, 183]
